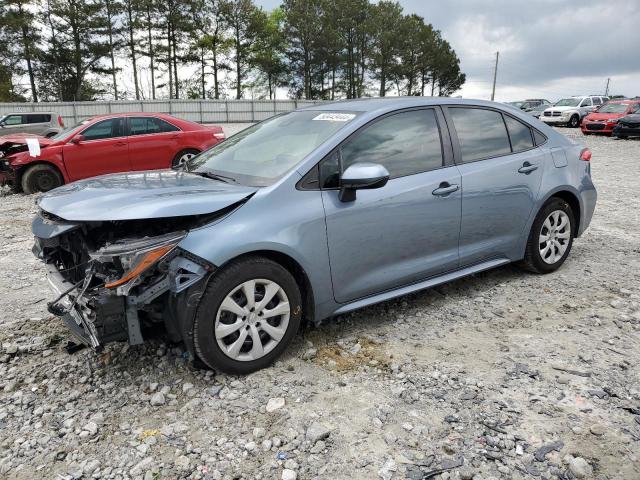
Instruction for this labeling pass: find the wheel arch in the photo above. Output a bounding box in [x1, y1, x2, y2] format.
[218, 249, 316, 326]
[15, 161, 66, 192]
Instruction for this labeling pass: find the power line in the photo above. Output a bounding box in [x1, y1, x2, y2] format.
[490, 51, 499, 101]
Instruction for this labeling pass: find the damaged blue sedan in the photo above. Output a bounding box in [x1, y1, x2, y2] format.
[32, 98, 597, 374]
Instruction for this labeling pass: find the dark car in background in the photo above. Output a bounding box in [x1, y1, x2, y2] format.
[521, 99, 551, 110]
[612, 113, 640, 139]
[526, 103, 551, 119]
[0, 112, 65, 137]
[581, 100, 640, 135]
[0, 113, 225, 193]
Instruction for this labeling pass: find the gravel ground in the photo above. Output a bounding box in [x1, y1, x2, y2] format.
[0, 129, 639, 480]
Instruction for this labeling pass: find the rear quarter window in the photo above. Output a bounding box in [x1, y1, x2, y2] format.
[504, 115, 534, 152]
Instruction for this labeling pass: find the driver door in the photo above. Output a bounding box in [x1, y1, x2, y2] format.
[321, 108, 461, 304]
[62, 118, 130, 181]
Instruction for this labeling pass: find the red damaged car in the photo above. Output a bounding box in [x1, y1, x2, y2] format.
[0, 113, 225, 193]
[581, 100, 640, 135]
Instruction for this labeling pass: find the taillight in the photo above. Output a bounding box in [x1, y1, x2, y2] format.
[580, 148, 592, 161]
[213, 132, 225, 140]
[58, 115, 64, 128]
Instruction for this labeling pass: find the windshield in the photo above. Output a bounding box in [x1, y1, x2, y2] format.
[187, 110, 360, 186]
[507, 101, 524, 108]
[49, 119, 91, 141]
[597, 103, 629, 113]
[555, 98, 581, 107]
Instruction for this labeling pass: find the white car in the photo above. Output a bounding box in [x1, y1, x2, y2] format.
[540, 95, 609, 128]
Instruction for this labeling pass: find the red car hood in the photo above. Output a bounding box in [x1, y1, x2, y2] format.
[585, 112, 625, 121]
[0, 134, 56, 147]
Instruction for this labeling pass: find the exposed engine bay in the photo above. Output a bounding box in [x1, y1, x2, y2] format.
[33, 209, 221, 352]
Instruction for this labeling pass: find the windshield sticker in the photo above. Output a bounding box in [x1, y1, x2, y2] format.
[312, 113, 356, 122]
[26, 138, 41, 157]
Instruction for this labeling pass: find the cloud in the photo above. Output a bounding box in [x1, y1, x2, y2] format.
[255, 0, 638, 100]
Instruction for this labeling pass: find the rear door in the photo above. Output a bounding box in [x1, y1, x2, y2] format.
[62, 117, 129, 181]
[25, 113, 52, 135]
[445, 106, 546, 265]
[321, 107, 462, 303]
[126, 116, 182, 171]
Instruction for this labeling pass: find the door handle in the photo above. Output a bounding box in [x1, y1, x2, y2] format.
[432, 182, 459, 196]
[518, 162, 538, 174]
[115, 141, 127, 147]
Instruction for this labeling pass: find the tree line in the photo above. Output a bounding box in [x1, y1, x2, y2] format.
[0, 0, 466, 102]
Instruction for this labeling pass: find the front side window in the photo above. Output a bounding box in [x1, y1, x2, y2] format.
[449, 108, 511, 162]
[504, 115, 534, 152]
[580, 98, 593, 107]
[188, 110, 360, 186]
[340, 109, 444, 178]
[2, 115, 24, 125]
[81, 118, 125, 141]
[129, 117, 179, 136]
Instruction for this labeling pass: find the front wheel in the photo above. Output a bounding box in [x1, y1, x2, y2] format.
[21, 164, 63, 194]
[193, 257, 302, 374]
[171, 149, 200, 168]
[520, 198, 575, 274]
[569, 115, 580, 128]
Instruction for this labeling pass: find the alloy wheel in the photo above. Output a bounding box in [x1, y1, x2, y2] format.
[214, 279, 290, 361]
[177, 152, 196, 167]
[539, 210, 571, 264]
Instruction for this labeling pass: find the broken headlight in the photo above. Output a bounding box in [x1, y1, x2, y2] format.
[90, 231, 186, 290]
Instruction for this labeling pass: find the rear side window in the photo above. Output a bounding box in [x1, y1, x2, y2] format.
[129, 117, 180, 136]
[340, 109, 444, 178]
[82, 118, 126, 141]
[592, 97, 602, 105]
[449, 108, 511, 162]
[26, 114, 51, 123]
[504, 115, 534, 152]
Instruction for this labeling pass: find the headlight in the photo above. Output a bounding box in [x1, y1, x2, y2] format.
[606, 118, 618, 123]
[91, 231, 185, 289]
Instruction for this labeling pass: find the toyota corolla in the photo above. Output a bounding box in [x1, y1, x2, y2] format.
[32, 98, 597, 374]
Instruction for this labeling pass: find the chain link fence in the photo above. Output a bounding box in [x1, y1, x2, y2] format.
[0, 99, 327, 126]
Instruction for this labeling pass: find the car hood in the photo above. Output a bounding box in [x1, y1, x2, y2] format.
[545, 106, 579, 112]
[0, 134, 56, 158]
[37, 169, 257, 222]
[618, 114, 640, 127]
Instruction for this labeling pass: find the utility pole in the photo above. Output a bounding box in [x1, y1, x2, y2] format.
[491, 51, 499, 101]
[604, 78, 610, 97]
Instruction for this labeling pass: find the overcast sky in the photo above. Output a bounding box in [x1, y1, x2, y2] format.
[257, 0, 639, 101]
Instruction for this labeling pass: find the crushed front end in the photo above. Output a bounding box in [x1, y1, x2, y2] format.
[32, 209, 215, 351]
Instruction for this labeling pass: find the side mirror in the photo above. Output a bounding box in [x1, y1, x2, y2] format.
[71, 134, 85, 144]
[339, 162, 390, 202]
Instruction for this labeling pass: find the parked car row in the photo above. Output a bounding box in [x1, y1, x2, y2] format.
[508, 95, 640, 138]
[0, 113, 225, 193]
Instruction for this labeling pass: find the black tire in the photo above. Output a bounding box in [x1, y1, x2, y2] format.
[519, 197, 575, 274]
[193, 256, 302, 374]
[20, 164, 63, 194]
[171, 148, 200, 168]
[568, 115, 580, 128]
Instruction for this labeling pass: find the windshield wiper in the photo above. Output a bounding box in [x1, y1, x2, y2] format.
[190, 170, 237, 184]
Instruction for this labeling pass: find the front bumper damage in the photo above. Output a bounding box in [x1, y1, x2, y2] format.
[33, 212, 216, 354]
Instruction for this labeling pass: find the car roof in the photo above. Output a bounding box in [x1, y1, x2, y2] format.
[2, 111, 58, 115]
[302, 97, 514, 114]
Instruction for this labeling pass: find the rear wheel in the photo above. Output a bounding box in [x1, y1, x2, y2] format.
[569, 115, 580, 128]
[171, 149, 200, 168]
[193, 256, 302, 374]
[21, 164, 63, 194]
[520, 198, 575, 274]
